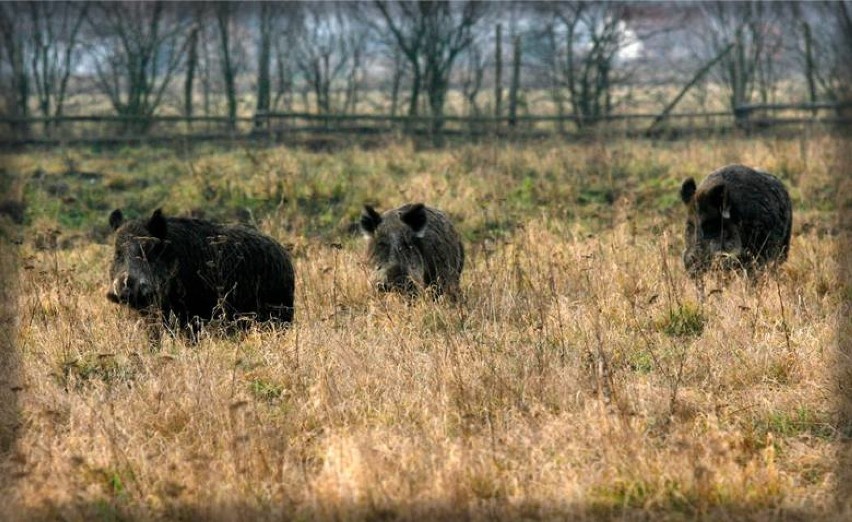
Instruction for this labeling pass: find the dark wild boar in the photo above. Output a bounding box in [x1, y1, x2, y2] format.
[680, 164, 792, 277]
[107, 208, 295, 336]
[360, 203, 464, 298]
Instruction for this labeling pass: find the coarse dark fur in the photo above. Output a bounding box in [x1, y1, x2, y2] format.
[107, 208, 295, 336]
[360, 203, 464, 298]
[680, 164, 793, 277]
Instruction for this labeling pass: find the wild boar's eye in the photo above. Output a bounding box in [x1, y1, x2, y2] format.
[135, 236, 163, 256]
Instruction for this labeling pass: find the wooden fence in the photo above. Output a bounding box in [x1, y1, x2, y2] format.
[0, 102, 849, 146]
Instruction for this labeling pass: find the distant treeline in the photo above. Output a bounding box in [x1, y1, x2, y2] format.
[1, 1, 850, 138]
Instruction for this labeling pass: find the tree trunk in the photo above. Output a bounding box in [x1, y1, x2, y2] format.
[255, 3, 272, 127]
[463, 52, 483, 118]
[321, 53, 331, 114]
[732, 28, 747, 117]
[273, 36, 293, 112]
[543, 24, 565, 133]
[202, 27, 211, 117]
[216, 4, 237, 131]
[802, 21, 817, 115]
[184, 23, 199, 119]
[494, 23, 502, 121]
[428, 72, 446, 137]
[13, 47, 30, 137]
[310, 60, 322, 113]
[0, 7, 31, 137]
[345, 44, 361, 115]
[407, 67, 421, 118]
[56, 3, 88, 124]
[389, 48, 402, 117]
[300, 85, 309, 113]
[508, 35, 521, 128]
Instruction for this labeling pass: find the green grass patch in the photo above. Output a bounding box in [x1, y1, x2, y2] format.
[249, 378, 285, 402]
[589, 477, 696, 514]
[577, 186, 617, 205]
[58, 353, 138, 389]
[656, 304, 705, 338]
[757, 406, 835, 440]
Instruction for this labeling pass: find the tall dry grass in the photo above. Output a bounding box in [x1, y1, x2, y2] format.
[0, 133, 847, 520]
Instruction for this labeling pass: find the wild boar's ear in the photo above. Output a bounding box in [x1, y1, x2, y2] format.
[360, 205, 382, 236]
[680, 179, 696, 205]
[108, 209, 124, 231]
[705, 184, 731, 218]
[401, 203, 428, 238]
[147, 208, 168, 239]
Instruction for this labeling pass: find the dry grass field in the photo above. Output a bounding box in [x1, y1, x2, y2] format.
[0, 132, 849, 520]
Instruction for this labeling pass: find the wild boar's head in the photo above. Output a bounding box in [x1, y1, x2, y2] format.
[360, 203, 429, 294]
[106, 208, 174, 311]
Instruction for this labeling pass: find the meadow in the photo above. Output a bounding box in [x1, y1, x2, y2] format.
[0, 131, 848, 520]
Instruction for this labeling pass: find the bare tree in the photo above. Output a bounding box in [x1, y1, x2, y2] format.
[255, 2, 273, 125]
[0, 3, 31, 135]
[370, 1, 426, 119]
[508, 34, 521, 127]
[839, 1, 852, 103]
[494, 23, 503, 119]
[421, 1, 485, 132]
[26, 2, 88, 134]
[372, 0, 485, 133]
[566, 3, 631, 125]
[294, 3, 366, 115]
[271, 5, 301, 112]
[387, 45, 406, 116]
[528, 2, 644, 128]
[183, 4, 203, 119]
[542, 22, 567, 131]
[201, 22, 216, 117]
[460, 42, 485, 116]
[697, 1, 784, 116]
[787, 2, 850, 103]
[215, 2, 238, 130]
[85, 2, 189, 132]
[343, 19, 368, 114]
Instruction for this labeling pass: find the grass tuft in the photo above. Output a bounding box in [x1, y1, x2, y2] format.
[657, 303, 706, 338]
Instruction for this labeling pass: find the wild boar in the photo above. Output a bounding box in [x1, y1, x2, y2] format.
[360, 203, 464, 298]
[107, 208, 295, 336]
[680, 164, 792, 277]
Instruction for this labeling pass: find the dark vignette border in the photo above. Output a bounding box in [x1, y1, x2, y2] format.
[0, 145, 23, 498]
[834, 4, 852, 517]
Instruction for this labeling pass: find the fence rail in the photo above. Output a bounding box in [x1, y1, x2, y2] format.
[0, 102, 849, 146]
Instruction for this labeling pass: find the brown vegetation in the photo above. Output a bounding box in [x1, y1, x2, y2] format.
[0, 133, 848, 520]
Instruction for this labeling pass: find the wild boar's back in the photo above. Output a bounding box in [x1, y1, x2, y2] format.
[165, 218, 295, 324]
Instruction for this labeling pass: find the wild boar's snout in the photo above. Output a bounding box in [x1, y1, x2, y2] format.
[107, 273, 153, 306]
[376, 264, 417, 293]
